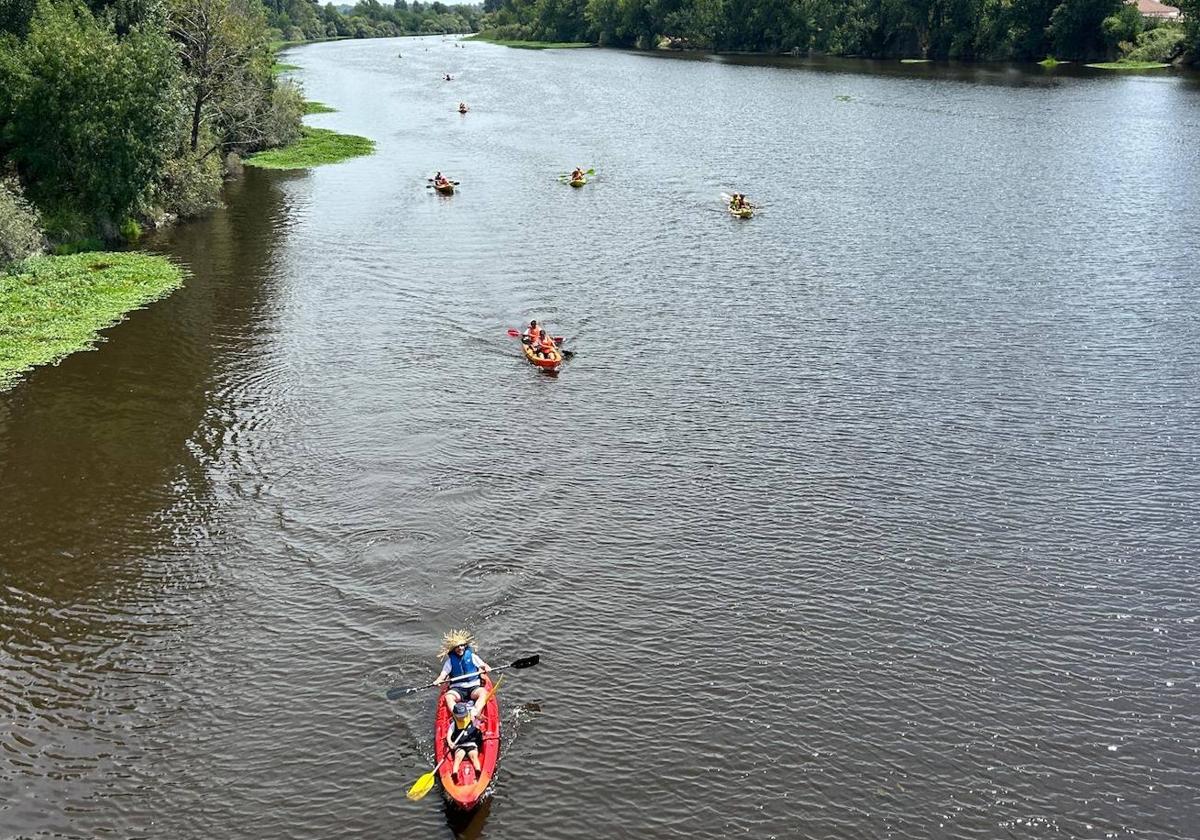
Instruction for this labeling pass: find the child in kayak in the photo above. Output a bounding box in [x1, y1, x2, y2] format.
[433, 629, 491, 714]
[522, 320, 539, 344]
[447, 700, 484, 779]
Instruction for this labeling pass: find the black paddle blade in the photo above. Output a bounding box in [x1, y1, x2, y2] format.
[511, 655, 540, 669]
[384, 685, 410, 701]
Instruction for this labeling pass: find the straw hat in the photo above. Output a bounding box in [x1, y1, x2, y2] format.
[439, 629, 475, 658]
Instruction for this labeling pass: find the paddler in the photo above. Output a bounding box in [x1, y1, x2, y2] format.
[522, 319, 539, 344]
[433, 629, 491, 714]
[446, 700, 484, 779]
[571, 167, 585, 181]
[536, 329, 557, 358]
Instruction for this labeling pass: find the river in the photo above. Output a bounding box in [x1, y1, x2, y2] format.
[2, 36, 1199, 840]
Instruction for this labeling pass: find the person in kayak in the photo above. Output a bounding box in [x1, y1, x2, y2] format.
[446, 700, 484, 779]
[535, 329, 558, 359]
[434, 629, 491, 714]
[571, 167, 585, 181]
[522, 320, 539, 344]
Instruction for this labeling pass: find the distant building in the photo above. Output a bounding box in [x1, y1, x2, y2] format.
[1131, 0, 1182, 19]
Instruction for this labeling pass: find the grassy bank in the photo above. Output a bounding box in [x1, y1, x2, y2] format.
[272, 61, 301, 75]
[467, 34, 592, 49]
[304, 101, 336, 114]
[243, 126, 374, 169]
[0, 252, 185, 390]
[1085, 60, 1172, 70]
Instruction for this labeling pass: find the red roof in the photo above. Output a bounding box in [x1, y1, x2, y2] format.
[1133, 0, 1181, 17]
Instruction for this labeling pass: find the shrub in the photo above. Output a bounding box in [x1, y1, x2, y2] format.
[119, 218, 142, 242]
[152, 148, 223, 219]
[1123, 24, 1186, 62]
[260, 79, 306, 150]
[0, 176, 44, 267]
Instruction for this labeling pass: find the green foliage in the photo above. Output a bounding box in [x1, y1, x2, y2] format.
[151, 145, 223, 218]
[0, 1, 182, 228]
[0, 0, 37, 35]
[1049, 0, 1122, 58]
[1101, 3, 1141, 52]
[119, 217, 142, 241]
[0, 175, 43, 267]
[0, 251, 184, 390]
[303, 99, 336, 113]
[479, 0, 1154, 60]
[243, 125, 374, 169]
[1122, 22, 1185, 62]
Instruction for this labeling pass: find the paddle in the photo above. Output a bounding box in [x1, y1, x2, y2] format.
[407, 676, 506, 802]
[427, 178, 461, 185]
[386, 654, 539, 701]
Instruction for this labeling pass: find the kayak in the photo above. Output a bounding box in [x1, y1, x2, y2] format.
[521, 339, 563, 371]
[569, 178, 586, 188]
[458, 107, 469, 114]
[436, 676, 500, 810]
[729, 205, 753, 218]
[434, 181, 455, 195]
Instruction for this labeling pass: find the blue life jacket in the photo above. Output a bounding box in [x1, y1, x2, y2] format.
[447, 647, 479, 689]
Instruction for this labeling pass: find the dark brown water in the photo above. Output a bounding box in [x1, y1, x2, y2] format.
[3, 36, 1200, 840]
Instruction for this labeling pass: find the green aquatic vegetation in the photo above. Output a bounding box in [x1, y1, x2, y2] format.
[1038, 56, 1064, 67]
[0, 252, 184, 390]
[243, 127, 375, 170]
[272, 62, 300, 75]
[835, 94, 852, 101]
[468, 34, 592, 49]
[304, 101, 336, 114]
[900, 58, 931, 63]
[1085, 60, 1171, 69]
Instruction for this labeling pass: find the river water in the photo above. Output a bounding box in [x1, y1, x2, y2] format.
[2, 36, 1200, 840]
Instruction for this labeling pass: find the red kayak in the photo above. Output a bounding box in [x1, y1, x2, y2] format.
[435, 676, 500, 809]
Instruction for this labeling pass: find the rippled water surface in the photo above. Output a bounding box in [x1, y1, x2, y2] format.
[3, 37, 1200, 840]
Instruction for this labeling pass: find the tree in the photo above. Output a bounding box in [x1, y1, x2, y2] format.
[1048, 0, 1122, 59]
[170, 0, 270, 152]
[0, 1, 181, 228]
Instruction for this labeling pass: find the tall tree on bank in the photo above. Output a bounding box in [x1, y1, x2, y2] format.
[0, 0, 180, 228]
[170, 0, 270, 153]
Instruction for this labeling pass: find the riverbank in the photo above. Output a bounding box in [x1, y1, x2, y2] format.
[0, 252, 184, 391]
[467, 34, 592, 49]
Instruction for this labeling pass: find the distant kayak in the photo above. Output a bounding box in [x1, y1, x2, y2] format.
[435, 676, 500, 810]
[434, 181, 455, 195]
[569, 178, 586, 187]
[729, 205, 753, 218]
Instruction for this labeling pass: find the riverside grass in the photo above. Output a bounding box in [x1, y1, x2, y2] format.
[304, 100, 336, 114]
[1086, 60, 1171, 70]
[0, 252, 184, 390]
[467, 34, 592, 49]
[244, 126, 374, 170]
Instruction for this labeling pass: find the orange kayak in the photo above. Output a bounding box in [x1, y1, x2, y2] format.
[435, 676, 500, 810]
[521, 340, 562, 371]
[434, 181, 455, 195]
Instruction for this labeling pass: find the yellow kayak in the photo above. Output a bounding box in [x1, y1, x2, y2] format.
[729, 205, 753, 218]
[569, 178, 587, 188]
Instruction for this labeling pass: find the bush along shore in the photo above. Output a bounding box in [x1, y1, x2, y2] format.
[0, 0, 378, 390]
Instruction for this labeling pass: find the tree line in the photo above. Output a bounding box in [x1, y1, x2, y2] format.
[262, 0, 482, 42]
[480, 0, 1199, 63]
[0, 0, 481, 265]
